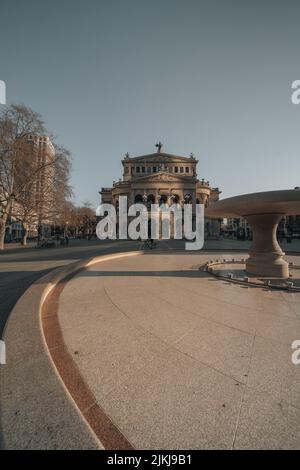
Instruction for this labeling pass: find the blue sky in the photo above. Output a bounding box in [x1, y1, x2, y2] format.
[1, 0, 300, 207]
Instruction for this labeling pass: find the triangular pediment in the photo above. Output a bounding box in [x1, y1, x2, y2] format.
[131, 172, 195, 183]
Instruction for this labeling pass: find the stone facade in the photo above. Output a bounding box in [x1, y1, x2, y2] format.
[99, 147, 221, 238]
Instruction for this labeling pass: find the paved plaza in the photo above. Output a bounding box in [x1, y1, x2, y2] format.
[54, 252, 300, 449]
[1, 240, 300, 449]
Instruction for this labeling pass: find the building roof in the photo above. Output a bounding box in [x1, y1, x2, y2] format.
[122, 152, 198, 163]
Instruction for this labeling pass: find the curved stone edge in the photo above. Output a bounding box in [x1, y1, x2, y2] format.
[205, 262, 300, 291]
[0, 251, 141, 450]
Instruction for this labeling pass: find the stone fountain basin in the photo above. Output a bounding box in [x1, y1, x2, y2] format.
[205, 189, 300, 219]
[205, 189, 300, 278]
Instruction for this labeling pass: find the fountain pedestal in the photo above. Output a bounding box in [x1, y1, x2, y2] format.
[245, 213, 288, 278]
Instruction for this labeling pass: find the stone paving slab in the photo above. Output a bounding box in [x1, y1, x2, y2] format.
[57, 253, 300, 449]
[0, 264, 102, 450]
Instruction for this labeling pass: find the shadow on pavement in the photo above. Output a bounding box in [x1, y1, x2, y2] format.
[0, 269, 54, 337]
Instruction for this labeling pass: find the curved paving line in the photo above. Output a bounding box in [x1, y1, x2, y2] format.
[40, 252, 141, 450]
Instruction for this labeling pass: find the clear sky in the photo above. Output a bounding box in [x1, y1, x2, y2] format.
[1, 0, 300, 207]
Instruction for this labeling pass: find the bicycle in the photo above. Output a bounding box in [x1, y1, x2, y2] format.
[141, 239, 157, 250]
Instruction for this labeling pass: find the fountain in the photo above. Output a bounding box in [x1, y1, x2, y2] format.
[206, 189, 300, 278]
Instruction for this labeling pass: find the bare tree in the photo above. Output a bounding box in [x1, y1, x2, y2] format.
[58, 201, 96, 238]
[12, 143, 72, 245]
[75, 202, 96, 237]
[0, 105, 46, 249]
[0, 105, 72, 248]
[50, 143, 73, 230]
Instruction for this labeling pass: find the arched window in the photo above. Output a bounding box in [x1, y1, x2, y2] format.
[184, 194, 192, 204]
[147, 194, 156, 209]
[159, 194, 168, 205]
[171, 194, 180, 204]
[134, 194, 143, 203]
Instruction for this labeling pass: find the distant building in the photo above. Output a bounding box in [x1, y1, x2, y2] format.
[225, 188, 300, 241]
[27, 134, 55, 233]
[286, 215, 300, 235]
[224, 217, 252, 239]
[6, 135, 55, 240]
[99, 144, 221, 238]
[284, 188, 300, 237]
